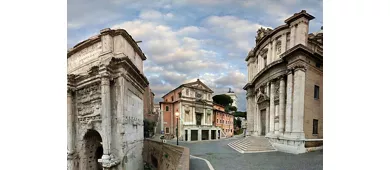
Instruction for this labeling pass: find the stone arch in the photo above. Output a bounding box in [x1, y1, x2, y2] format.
[81, 129, 103, 170]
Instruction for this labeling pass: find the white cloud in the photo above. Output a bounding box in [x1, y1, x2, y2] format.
[139, 10, 163, 20]
[204, 15, 271, 52]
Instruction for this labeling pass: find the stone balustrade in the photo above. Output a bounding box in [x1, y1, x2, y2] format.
[143, 139, 190, 170]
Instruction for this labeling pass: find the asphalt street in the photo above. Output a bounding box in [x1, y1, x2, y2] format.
[170, 137, 323, 170]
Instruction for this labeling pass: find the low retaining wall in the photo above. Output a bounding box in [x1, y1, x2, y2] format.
[143, 139, 190, 170]
[268, 137, 323, 154]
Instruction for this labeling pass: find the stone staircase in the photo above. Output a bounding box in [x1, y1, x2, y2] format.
[228, 136, 276, 153]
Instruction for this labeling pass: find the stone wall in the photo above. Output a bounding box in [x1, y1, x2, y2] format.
[303, 61, 323, 139]
[143, 139, 190, 170]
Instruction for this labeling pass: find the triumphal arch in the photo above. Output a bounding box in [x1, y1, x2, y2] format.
[67, 28, 149, 170]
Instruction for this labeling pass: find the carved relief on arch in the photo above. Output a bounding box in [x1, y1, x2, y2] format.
[76, 82, 102, 120]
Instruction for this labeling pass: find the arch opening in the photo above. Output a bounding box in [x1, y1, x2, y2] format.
[82, 129, 103, 170]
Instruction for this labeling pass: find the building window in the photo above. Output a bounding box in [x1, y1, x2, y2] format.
[316, 62, 321, 68]
[165, 106, 169, 111]
[314, 85, 320, 99]
[171, 96, 174, 101]
[264, 56, 267, 67]
[186, 89, 189, 96]
[178, 92, 182, 98]
[313, 119, 318, 135]
[165, 127, 170, 134]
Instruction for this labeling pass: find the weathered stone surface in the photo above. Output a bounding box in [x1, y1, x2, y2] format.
[67, 28, 149, 170]
[243, 11, 323, 154]
[143, 139, 190, 170]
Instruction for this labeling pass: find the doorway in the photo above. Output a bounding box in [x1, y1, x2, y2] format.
[82, 130, 103, 170]
[201, 130, 208, 140]
[261, 110, 266, 136]
[191, 130, 198, 141]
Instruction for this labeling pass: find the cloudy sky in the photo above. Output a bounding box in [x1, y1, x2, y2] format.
[68, 0, 323, 111]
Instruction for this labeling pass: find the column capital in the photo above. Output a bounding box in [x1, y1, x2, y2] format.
[291, 64, 307, 72]
[286, 69, 293, 75]
[100, 72, 112, 86]
[67, 87, 75, 96]
[277, 75, 285, 81]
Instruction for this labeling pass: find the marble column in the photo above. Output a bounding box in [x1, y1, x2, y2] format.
[274, 105, 279, 135]
[188, 129, 191, 141]
[279, 76, 286, 134]
[269, 81, 275, 135]
[101, 73, 112, 161]
[209, 130, 212, 140]
[266, 106, 270, 134]
[67, 88, 75, 170]
[193, 109, 196, 125]
[253, 102, 259, 136]
[285, 70, 293, 135]
[290, 25, 296, 48]
[67, 88, 74, 155]
[198, 129, 202, 141]
[258, 104, 262, 136]
[292, 67, 306, 138]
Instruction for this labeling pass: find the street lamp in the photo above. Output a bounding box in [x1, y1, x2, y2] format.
[175, 111, 180, 145]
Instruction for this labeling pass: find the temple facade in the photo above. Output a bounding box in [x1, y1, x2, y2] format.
[243, 10, 323, 154]
[160, 79, 221, 141]
[67, 28, 149, 170]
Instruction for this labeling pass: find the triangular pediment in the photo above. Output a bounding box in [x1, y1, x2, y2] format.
[182, 79, 213, 93]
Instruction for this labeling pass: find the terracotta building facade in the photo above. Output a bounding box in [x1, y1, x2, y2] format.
[243, 10, 323, 154]
[160, 79, 220, 141]
[213, 103, 234, 138]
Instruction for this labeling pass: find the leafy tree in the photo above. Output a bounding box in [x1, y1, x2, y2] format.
[234, 118, 242, 128]
[234, 111, 247, 118]
[143, 119, 156, 138]
[229, 106, 237, 112]
[212, 94, 233, 107]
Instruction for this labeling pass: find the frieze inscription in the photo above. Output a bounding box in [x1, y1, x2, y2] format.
[68, 42, 102, 72]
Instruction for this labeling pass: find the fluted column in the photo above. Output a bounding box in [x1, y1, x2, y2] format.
[279, 76, 286, 134]
[268, 81, 275, 135]
[285, 70, 294, 135]
[101, 73, 112, 162]
[291, 66, 306, 138]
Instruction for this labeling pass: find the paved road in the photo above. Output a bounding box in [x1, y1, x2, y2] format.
[171, 137, 323, 170]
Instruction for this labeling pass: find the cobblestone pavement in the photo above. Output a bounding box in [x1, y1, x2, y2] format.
[171, 137, 323, 170]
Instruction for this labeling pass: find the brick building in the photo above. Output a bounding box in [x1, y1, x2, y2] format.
[213, 103, 234, 138]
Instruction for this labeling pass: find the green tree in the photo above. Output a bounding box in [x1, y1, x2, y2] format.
[212, 94, 233, 107]
[233, 111, 247, 118]
[234, 118, 242, 128]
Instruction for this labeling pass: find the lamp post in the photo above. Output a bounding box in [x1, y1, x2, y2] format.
[175, 111, 179, 145]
